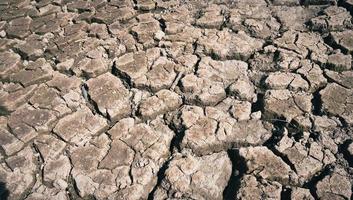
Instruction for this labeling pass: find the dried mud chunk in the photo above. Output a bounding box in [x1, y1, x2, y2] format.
[71, 140, 109, 173]
[236, 175, 282, 200]
[70, 134, 115, 199]
[88, 23, 109, 39]
[0, 84, 37, 112]
[313, 115, 338, 132]
[197, 57, 248, 87]
[195, 4, 224, 29]
[0, 127, 24, 156]
[93, 6, 135, 24]
[276, 135, 336, 184]
[99, 140, 134, 170]
[106, 118, 174, 200]
[43, 154, 71, 184]
[297, 60, 327, 92]
[243, 17, 281, 39]
[326, 51, 352, 71]
[154, 152, 231, 200]
[265, 72, 309, 91]
[0, 146, 37, 200]
[310, 6, 352, 31]
[239, 146, 294, 184]
[9, 58, 53, 87]
[26, 184, 69, 200]
[316, 167, 352, 200]
[34, 134, 66, 161]
[74, 174, 99, 197]
[0, 51, 21, 78]
[229, 100, 252, 121]
[228, 77, 256, 102]
[320, 83, 353, 125]
[6, 16, 32, 39]
[274, 31, 329, 60]
[177, 106, 272, 155]
[116, 54, 177, 92]
[135, 0, 156, 10]
[115, 51, 148, 81]
[46, 72, 82, 92]
[229, 5, 280, 39]
[86, 73, 131, 122]
[131, 14, 160, 47]
[272, 0, 300, 5]
[135, 57, 177, 92]
[264, 90, 312, 122]
[290, 187, 314, 200]
[53, 106, 108, 144]
[180, 74, 226, 106]
[196, 29, 264, 60]
[272, 6, 321, 31]
[14, 35, 45, 60]
[29, 84, 71, 116]
[249, 51, 277, 72]
[75, 57, 109, 78]
[216, 116, 272, 147]
[138, 89, 182, 120]
[324, 70, 353, 89]
[330, 30, 353, 53]
[8, 105, 57, 142]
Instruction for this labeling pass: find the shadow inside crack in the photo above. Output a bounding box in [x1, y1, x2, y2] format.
[223, 149, 247, 200]
[0, 105, 10, 116]
[0, 182, 9, 200]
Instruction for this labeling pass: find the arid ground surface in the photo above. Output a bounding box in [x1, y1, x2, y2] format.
[0, 0, 353, 199]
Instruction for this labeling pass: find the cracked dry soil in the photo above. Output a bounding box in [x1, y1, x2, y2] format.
[0, 0, 353, 199]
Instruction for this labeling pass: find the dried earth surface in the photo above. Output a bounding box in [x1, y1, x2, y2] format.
[0, 0, 353, 199]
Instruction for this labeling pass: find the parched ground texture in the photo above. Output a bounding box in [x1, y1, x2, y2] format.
[0, 0, 353, 199]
